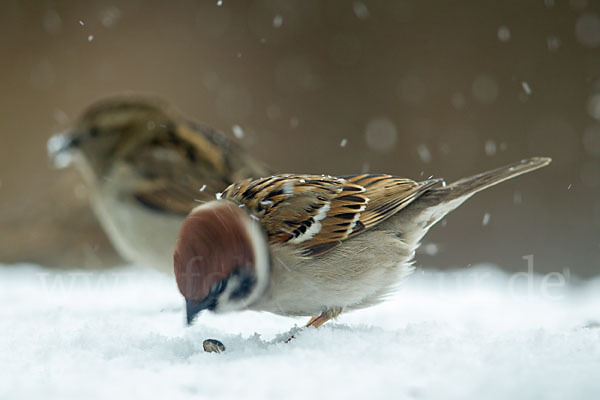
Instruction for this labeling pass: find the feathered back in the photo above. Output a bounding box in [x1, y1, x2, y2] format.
[222, 174, 443, 256]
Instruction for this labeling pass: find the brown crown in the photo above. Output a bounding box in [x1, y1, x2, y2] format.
[173, 201, 255, 301]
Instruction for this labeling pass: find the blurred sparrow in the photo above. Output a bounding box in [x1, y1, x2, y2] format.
[174, 157, 551, 327]
[47, 96, 269, 273]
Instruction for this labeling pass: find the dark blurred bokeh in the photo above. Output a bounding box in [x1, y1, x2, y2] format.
[1, 0, 599, 277]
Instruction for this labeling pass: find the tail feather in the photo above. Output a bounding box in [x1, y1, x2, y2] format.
[426, 157, 551, 202]
[392, 157, 552, 246]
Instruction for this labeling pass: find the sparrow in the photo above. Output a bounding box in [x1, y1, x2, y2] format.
[174, 157, 551, 327]
[47, 95, 270, 273]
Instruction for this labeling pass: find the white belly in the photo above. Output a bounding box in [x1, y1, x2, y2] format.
[92, 185, 184, 274]
[250, 230, 416, 316]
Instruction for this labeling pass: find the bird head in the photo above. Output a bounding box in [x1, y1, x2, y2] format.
[173, 200, 270, 324]
[47, 96, 180, 179]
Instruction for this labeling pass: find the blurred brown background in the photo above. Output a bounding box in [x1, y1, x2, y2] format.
[1, 0, 599, 277]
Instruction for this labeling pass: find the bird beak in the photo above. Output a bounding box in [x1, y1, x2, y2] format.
[185, 297, 213, 325]
[47, 132, 81, 168]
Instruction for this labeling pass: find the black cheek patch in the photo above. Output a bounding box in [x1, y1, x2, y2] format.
[229, 270, 257, 301]
[206, 297, 218, 311]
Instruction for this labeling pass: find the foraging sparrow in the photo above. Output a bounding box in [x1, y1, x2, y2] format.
[175, 157, 551, 327]
[47, 96, 269, 273]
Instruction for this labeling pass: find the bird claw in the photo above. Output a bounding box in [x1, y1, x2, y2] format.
[306, 307, 343, 328]
[285, 307, 343, 343]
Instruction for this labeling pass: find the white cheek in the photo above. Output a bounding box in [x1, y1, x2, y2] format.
[214, 276, 242, 312]
[245, 219, 270, 305]
[215, 214, 270, 312]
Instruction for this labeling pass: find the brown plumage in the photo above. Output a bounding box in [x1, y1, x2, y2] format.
[48, 95, 270, 273]
[221, 174, 442, 256]
[175, 157, 552, 328]
[174, 201, 255, 304]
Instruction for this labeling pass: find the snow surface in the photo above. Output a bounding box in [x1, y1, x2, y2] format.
[1, 263, 599, 400]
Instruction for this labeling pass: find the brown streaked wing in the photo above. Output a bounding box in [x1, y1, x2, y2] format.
[222, 174, 443, 256]
[341, 175, 440, 230]
[300, 175, 443, 255]
[130, 122, 233, 215]
[133, 176, 224, 215]
[222, 175, 347, 245]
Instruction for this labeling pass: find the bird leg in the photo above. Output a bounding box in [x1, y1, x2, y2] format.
[284, 307, 343, 343]
[305, 306, 343, 328]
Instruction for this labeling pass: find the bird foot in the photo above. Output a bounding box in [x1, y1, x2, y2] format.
[306, 306, 343, 328]
[285, 307, 344, 342]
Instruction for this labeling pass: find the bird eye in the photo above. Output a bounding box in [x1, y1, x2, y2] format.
[89, 127, 100, 137]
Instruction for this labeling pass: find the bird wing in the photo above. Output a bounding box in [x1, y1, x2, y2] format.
[222, 174, 443, 256]
[131, 121, 270, 215]
[132, 177, 222, 216]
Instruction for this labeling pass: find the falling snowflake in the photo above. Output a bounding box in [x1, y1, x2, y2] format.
[232, 125, 244, 139]
[497, 26, 511, 42]
[417, 144, 432, 163]
[482, 213, 491, 226]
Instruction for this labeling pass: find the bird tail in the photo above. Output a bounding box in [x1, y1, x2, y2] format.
[428, 157, 552, 202]
[393, 157, 551, 246]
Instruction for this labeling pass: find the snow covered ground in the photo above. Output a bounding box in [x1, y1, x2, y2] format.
[1, 263, 599, 400]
